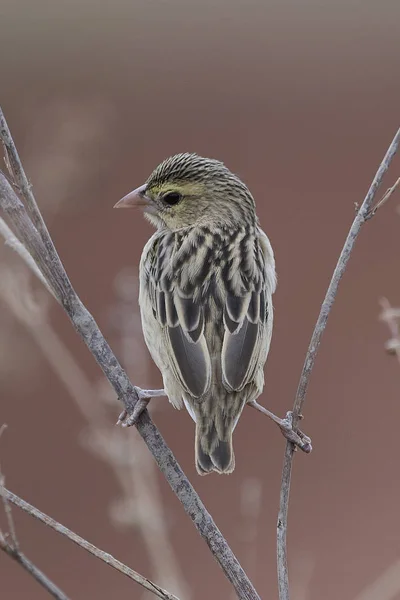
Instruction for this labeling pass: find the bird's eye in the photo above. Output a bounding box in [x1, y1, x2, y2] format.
[162, 192, 182, 206]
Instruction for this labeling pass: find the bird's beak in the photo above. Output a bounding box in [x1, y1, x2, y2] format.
[114, 184, 151, 209]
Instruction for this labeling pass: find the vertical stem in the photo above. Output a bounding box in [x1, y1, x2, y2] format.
[277, 127, 400, 600]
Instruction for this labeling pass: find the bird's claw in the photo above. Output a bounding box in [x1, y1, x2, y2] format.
[116, 387, 166, 427]
[278, 411, 312, 453]
[248, 401, 312, 453]
[117, 398, 150, 427]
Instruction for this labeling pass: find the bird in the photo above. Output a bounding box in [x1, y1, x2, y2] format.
[114, 153, 277, 475]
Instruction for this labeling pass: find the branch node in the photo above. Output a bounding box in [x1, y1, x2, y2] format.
[278, 412, 312, 453]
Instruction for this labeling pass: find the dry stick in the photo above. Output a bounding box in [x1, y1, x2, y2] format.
[0, 429, 19, 553]
[0, 486, 179, 600]
[0, 110, 59, 260]
[365, 176, 400, 220]
[0, 109, 260, 600]
[0, 217, 56, 298]
[0, 533, 71, 600]
[0, 445, 69, 600]
[276, 127, 400, 600]
[0, 271, 190, 599]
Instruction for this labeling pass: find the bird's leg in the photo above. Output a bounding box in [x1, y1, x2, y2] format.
[248, 400, 312, 453]
[117, 388, 167, 427]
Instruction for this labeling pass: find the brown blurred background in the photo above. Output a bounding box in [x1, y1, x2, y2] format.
[1, 1, 400, 598]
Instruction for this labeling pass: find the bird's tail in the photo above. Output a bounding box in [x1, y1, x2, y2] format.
[194, 398, 244, 475]
[195, 426, 235, 475]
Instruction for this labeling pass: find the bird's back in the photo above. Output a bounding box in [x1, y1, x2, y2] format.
[139, 221, 276, 473]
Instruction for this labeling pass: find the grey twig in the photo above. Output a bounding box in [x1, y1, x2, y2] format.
[0, 108, 59, 258]
[0, 485, 179, 600]
[0, 533, 70, 600]
[0, 108, 260, 600]
[0, 432, 70, 600]
[277, 127, 400, 600]
[0, 425, 19, 552]
[365, 176, 400, 220]
[0, 217, 56, 297]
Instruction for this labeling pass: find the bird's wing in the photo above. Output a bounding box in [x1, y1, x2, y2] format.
[160, 291, 211, 397]
[143, 231, 212, 398]
[221, 228, 276, 392]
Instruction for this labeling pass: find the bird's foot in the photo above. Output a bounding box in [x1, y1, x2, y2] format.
[277, 411, 312, 453]
[248, 401, 312, 453]
[116, 388, 166, 427]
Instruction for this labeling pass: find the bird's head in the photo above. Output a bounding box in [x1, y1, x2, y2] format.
[114, 153, 256, 231]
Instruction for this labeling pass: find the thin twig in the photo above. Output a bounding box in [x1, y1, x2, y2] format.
[277, 127, 400, 600]
[0, 271, 190, 598]
[0, 533, 71, 600]
[0, 110, 60, 260]
[0, 432, 70, 600]
[0, 486, 178, 600]
[0, 217, 56, 298]
[0, 107, 260, 600]
[0, 475, 19, 552]
[110, 276, 192, 598]
[0, 424, 19, 551]
[0, 266, 191, 598]
[365, 176, 400, 220]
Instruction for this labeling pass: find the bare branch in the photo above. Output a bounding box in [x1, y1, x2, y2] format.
[0, 110, 60, 259]
[0, 431, 70, 600]
[0, 217, 56, 298]
[0, 476, 19, 553]
[0, 533, 71, 600]
[0, 486, 177, 600]
[277, 127, 400, 600]
[0, 271, 190, 597]
[0, 107, 260, 600]
[0, 428, 19, 570]
[0, 425, 19, 552]
[366, 176, 400, 220]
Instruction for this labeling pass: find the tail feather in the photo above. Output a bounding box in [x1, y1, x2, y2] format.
[195, 423, 235, 475]
[196, 443, 214, 475]
[192, 391, 245, 475]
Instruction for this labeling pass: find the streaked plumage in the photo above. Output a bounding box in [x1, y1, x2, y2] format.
[117, 154, 276, 474]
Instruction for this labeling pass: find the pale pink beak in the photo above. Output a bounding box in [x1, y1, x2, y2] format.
[114, 184, 150, 209]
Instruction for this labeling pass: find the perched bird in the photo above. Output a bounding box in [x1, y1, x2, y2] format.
[115, 153, 276, 475]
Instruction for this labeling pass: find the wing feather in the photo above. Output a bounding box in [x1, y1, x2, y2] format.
[168, 324, 210, 397]
[221, 228, 275, 392]
[160, 290, 211, 397]
[222, 318, 259, 390]
[144, 232, 212, 398]
[142, 225, 275, 400]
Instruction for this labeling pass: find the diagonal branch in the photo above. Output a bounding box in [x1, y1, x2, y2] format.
[277, 127, 400, 600]
[0, 485, 179, 600]
[0, 432, 70, 600]
[365, 176, 400, 220]
[0, 217, 56, 297]
[0, 110, 59, 259]
[0, 533, 71, 600]
[0, 107, 260, 600]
